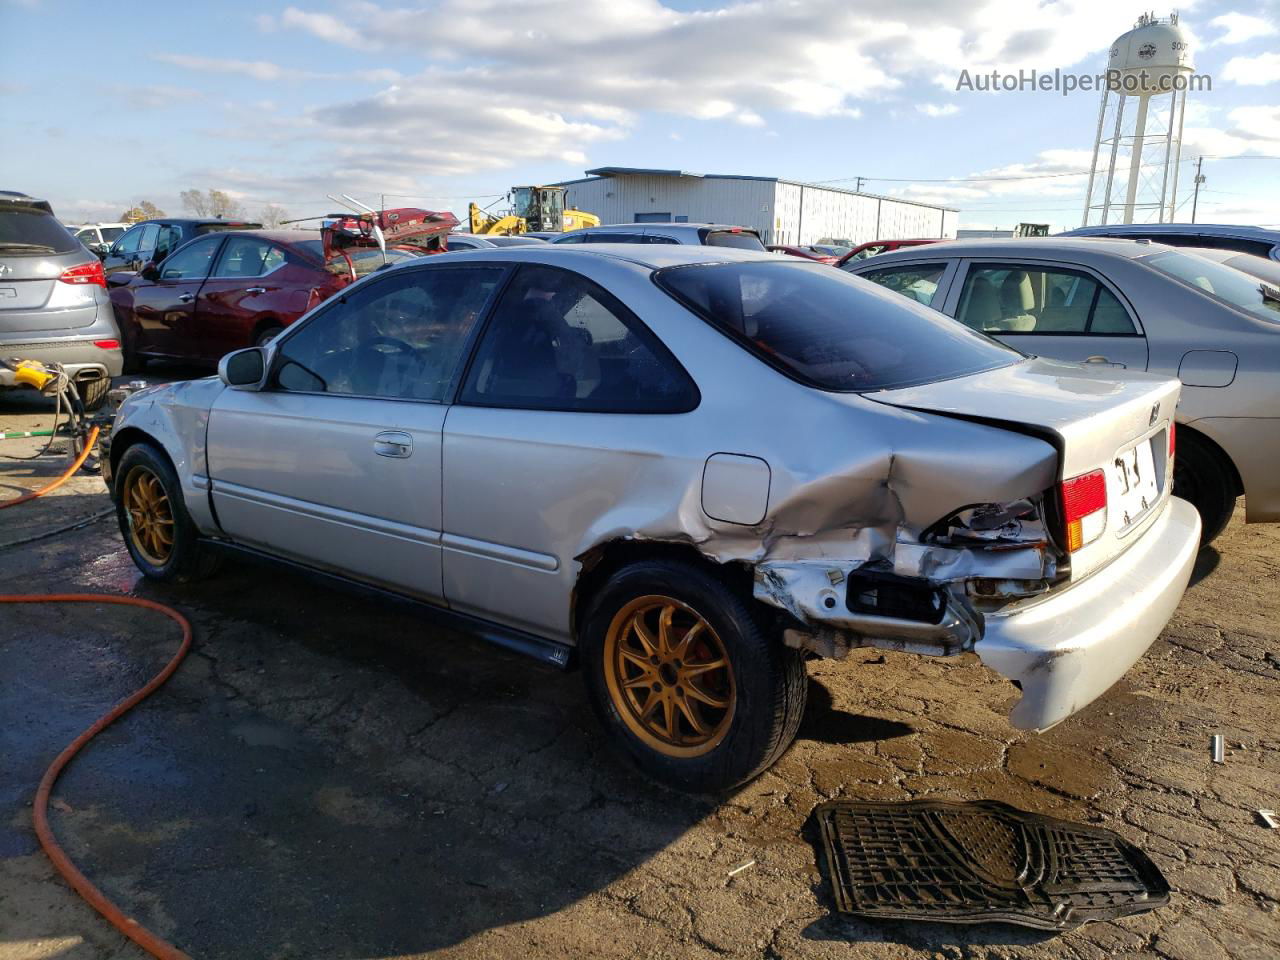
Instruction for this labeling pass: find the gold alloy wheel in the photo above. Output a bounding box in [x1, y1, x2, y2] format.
[122, 466, 175, 566]
[603, 595, 736, 758]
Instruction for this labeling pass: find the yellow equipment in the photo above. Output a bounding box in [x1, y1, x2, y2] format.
[0, 357, 58, 391]
[468, 185, 600, 236]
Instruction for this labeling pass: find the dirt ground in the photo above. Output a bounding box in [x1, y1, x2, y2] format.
[1, 382, 1278, 960]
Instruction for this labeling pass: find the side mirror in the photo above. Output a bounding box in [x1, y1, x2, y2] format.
[140, 263, 161, 281]
[218, 346, 269, 391]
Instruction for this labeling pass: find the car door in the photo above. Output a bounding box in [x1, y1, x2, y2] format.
[442, 263, 700, 640]
[205, 262, 508, 601]
[197, 235, 298, 361]
[942, 260, 1149, 370]
[103, 223, 146, 274]
[850, 260, 958, 309]
[128, 234, 224, 357]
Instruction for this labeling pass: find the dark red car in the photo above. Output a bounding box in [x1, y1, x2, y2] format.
[766, 244, 840, 264]
[109, 209, 458, 367]
[835, 238, 942, 267]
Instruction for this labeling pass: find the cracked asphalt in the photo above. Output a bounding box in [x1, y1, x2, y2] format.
[2, 384, 1278, 960]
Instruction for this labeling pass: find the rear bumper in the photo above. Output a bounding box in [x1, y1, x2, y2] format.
[0, 337, 123, 379]
[976, 496, 1200, 731]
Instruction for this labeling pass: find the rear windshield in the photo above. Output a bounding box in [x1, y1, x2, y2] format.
[101, 226, 126, 242]
[702, 229, 765, 251]
[298, 241, 421, 276]
[655, 260, 1020, 392]
[194, 222, 261, 236]
[0, 207, 78, 255]
[1143, 250, 1280, 323]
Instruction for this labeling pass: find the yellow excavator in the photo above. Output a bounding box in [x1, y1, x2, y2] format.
[468, 185, 599, 236]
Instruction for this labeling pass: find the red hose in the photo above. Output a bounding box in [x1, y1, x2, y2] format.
[0, 425, 100, 510]
[1, 593, 194, 960]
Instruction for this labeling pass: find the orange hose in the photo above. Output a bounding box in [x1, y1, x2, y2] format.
[0, 425, 101, 510]
[1, 594, 194, 960]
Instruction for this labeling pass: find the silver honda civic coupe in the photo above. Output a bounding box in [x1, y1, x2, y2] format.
[100, 245, 1200, 792]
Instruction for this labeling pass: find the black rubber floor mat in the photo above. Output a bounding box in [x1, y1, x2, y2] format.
[814, 799, 1169, 930]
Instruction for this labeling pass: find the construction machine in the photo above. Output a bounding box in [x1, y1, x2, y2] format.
[468, 185, 599, 236]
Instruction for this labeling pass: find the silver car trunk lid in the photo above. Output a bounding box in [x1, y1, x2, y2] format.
[869, 357, 1181, 580]
[0, 257, 98, 331]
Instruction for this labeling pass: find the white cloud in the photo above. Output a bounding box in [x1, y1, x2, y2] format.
[152, 53, 398, 85]
[1223, 52, 1280, 86]
[277, 6, 379, 51]
[1209, 12, 1277, 46]
[917, 103, 959, 117]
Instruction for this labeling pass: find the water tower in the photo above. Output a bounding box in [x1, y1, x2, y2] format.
[1082, 13, 1193, 225]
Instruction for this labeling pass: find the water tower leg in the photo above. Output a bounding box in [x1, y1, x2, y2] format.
[1169, 90, 1188, 220]
[1158, 89, 1179, 224]
[1083, 88, 1110, 226]
[1101, 95, 1127, 225]
[1123, 95, 1150, 224]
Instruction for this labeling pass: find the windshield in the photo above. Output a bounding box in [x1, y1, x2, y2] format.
[101, 226, 126, 242]
[0, 208, 78, 254]
[655, 260, 1020, 392]
[299, 240, 421, 277]
[1144, 250, 1280, 323]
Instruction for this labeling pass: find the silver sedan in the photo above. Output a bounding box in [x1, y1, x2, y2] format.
[100, 245, 1199, 792]
[845, 237, 1280, 543]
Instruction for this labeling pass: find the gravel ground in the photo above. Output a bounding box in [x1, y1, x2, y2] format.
[1, 387, 1277, 960]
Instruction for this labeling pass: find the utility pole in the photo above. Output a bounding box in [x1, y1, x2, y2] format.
[1190, 157, 1205, 224]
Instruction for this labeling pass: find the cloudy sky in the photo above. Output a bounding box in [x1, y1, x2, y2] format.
[2, 0, 1278, 231]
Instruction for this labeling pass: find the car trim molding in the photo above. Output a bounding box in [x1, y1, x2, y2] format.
[212, 479, 442, 546]
[440, 532, 560, 572]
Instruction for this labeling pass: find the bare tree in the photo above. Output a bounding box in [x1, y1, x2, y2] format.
[180, 189, 209, 216]
[259, 204, 288, 228]
[207, 189, 245, 220]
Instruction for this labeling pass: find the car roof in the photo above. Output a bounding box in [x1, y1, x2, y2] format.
[845, 236, 1176, 264]
[0, 191, 54, 213]
[134, 217, 263, 228]
[580, 222, 754, 232]
[411, 243, 787, 271]
[1061, 223, 1280, 243]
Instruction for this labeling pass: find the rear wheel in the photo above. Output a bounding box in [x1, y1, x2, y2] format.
[581, 559, 807, 793]
[74, 375, 110, 411]
[1173, 431, 1237, 545]
[115, 443, 220, 582]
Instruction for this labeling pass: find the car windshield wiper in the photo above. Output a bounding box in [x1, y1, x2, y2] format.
[0, 242, 57, 253]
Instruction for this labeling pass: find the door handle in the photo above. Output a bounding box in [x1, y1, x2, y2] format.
[178, 293, 194, 302]
[246, 286, 266, 294]
[1085, 355, 1126, 368]
[373, 431, 413, 458]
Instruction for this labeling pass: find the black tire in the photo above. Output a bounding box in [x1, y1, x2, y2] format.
[255, 325, 284, 347]
[114, 442, 220, 582]
[1173, 430, 1237, 545]
[75, 375, 111, 411]
[580, 559, 807, 793]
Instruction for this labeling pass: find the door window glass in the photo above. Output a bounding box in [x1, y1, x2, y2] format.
[113, 226, 143, 256]
[275, 266, 504, 401]
[461, 264, 698, 413]
[159, 236, 222, 280]
[857, 263, 947, 306]
[154, 225, 184, 262]
[956, 265, 1136, 334]
[214, 236, 279, 278]
[136, 223, 160, 256]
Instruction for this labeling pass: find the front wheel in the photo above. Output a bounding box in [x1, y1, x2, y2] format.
[115, 443, 220, 582]
[581, 559, 807, 793]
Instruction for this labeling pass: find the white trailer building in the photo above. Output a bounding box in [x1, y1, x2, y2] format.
[554, 167, 958, 246]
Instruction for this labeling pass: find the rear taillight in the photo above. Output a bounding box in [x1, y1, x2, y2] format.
[1169, 422, 1176, 460]
[59, 260, 107, 288]
[1060, 469, 1107, 552]
[92, 339, 120, 350]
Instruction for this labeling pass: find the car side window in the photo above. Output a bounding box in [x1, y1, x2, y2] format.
[275, 266, 504, 402]
[113, 225, 143, 256]
[214, 236, 281, 278]
[585, 233, 644, 243]
[857, 263, 947, 306]
[154, 225, 183, 262]
[136, 223, 160, 256]
[552, 233, 585, 244]
[459, 264, 698, 413]
[956, 264, 1136, 335]
[159, 236, 222, 280]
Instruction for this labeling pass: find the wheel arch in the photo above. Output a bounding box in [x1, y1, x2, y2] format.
[251, 314, 286, 344]
[570, 538, 756, 643]
[1179, 421, 1244, 497]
